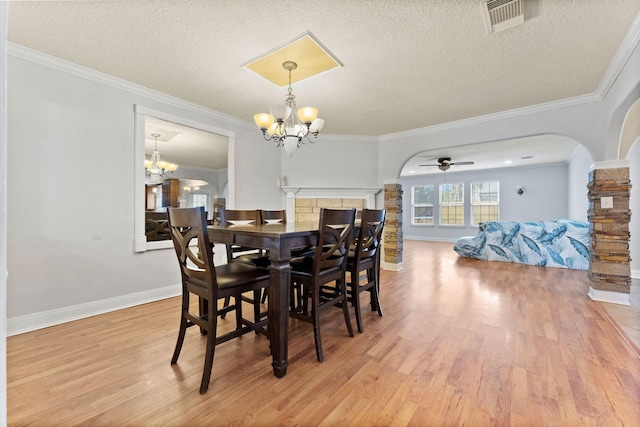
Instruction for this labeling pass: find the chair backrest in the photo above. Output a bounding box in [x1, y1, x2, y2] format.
[167, 207, 216, 296]
[219, 208, 261, 226]
[313, 208, 357, 274]
[353, 208, 386, 265]
[261, 209, 287, 224]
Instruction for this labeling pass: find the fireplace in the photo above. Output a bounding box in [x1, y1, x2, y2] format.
[281, 187, 380, 223]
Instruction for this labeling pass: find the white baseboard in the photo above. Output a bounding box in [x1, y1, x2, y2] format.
[382, 261, 403, 271]
[403, 236, 458, 243]
[7, 284, 181, 336]
[587, 287, 631, 305]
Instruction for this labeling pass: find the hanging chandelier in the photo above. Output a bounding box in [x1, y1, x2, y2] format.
[145, 133, 178, 179]
[253, 61, 325, 157]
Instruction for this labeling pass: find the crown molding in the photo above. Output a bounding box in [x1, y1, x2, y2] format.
[379, 93, 600, 142]
[596, 11, 640, 98]
[7, 42, 254, 130]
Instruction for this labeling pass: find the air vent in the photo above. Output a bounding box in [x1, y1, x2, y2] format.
[482, 0, 524, 33]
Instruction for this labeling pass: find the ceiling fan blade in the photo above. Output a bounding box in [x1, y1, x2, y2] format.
[419, 163, 441, 167]
[449, 161, 474, 165]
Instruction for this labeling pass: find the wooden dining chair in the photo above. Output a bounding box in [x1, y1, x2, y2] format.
[261, 209, 287, 224]
[167, 207, 270, 394]
[346, 208, 386, 333]
[289, 208, 356, 362]
[218, 208, 268, 328]
[219, 208, 264, 263]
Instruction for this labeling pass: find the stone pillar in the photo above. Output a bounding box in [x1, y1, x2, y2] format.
[383, 182, 403, 271]
[587, 163, 632, 305]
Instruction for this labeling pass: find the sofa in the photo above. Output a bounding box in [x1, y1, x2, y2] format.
[453, 219, 590, 270]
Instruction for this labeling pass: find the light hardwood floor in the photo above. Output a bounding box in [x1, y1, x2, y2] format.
[8, 241, 640, 426]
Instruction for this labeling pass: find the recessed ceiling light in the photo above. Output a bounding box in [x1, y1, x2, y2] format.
[504, 160, 512, 164]
[409, 170, 415, 174]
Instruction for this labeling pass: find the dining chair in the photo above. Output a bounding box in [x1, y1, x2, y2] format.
[261, 209, 287, 224]
[346, 208, 386, 333]
[219, 208, 264, 264]
[218, 208, 268, 328]
[167, 207, 271, 394]
[289, 208, 356, 362]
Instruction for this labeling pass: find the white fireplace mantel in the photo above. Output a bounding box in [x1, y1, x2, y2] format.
[282, 187, 380, 198]
[281, 186, 381, 221]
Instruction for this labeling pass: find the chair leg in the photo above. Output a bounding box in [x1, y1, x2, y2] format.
[171, 314, 188, 365]
[370, 268, 383, 316]
[338, 278, 354, 337]
[171, 292, 190, 364]
[198, 297, 208, 335]
[235, 295, 243, 331]
[199, 298, 217, 394]
[220, 296, 231, 319]
[253, 289, 261, 333]
[353, 283, 364, 334]
[311, 284, 324, 362]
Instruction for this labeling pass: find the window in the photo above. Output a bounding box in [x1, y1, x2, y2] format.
[189, 192, 209, 209]
[411, 185, 435, 225]
[471, 181, 500, 224]
[439, 183, 464, 225]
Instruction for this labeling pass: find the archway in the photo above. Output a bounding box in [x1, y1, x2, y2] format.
[397, 135, 593, 242]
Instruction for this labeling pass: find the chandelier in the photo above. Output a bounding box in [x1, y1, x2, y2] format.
[145, 133, 178, 179]
[253, 61, 325, 157]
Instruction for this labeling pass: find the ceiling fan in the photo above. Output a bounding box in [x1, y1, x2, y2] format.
[419, 157, 474, 171]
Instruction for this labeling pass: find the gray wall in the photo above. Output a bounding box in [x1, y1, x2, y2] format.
[6, 48, 281, 323]
[567, 145, 593, 222]
[400, 163, 570, 242]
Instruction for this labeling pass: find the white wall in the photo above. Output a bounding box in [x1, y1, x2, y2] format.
[567, 145, 594, 222]
[279, 134, 379, 187]
[1, 3, 8, 424]
[400, 163, 569, 241]
[6, 47, 281, 330]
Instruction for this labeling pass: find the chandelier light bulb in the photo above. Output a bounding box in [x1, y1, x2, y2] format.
[297, 107, 318, 124]
[254, 113, 274, 130]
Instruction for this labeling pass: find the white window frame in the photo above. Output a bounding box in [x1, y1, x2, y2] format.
[439, 182, 464, 226]
[471, 180, 500, 225]
[411, 185, 435, 225]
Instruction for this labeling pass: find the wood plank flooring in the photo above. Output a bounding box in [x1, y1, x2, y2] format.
[7, 240, 640, 426]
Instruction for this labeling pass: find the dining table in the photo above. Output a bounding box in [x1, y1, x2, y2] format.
[207, 221, 319, 378]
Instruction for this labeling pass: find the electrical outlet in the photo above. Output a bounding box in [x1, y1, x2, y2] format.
[601, 196, 613, 209]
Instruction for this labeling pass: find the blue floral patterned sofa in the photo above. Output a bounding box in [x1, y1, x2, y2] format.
[453, 219, 590, 270]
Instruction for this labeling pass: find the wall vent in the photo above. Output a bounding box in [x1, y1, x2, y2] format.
[482, 0, 524, 33]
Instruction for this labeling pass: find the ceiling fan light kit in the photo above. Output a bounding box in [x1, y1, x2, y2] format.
[419, 157, 475, 172]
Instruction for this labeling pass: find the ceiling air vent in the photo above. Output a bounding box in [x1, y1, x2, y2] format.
[482, 0, 524, 33]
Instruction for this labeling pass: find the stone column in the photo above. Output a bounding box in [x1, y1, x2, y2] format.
[587, 162, 632, 305]
[383, 182, 403, 271]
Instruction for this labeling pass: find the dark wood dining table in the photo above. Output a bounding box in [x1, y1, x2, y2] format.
[207, 221, 319, 378]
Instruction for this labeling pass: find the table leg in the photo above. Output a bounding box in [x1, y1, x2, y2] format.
[269, 259, 290, 377]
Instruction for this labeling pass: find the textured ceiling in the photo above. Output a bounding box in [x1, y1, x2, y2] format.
[6, 0, 640, 171]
